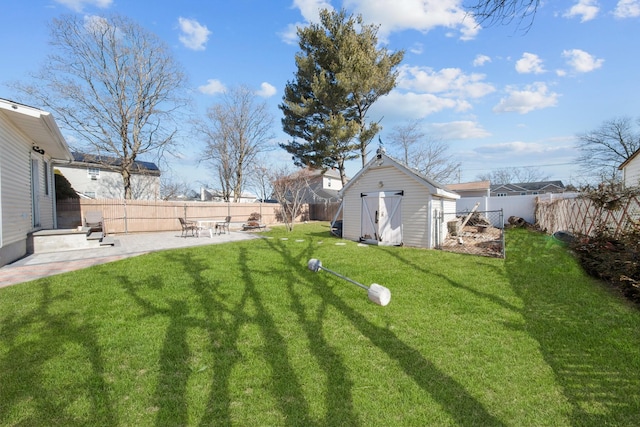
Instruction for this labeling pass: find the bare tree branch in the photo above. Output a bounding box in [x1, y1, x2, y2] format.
[11, 14, 190, 199]
[198, 86, 274, 202]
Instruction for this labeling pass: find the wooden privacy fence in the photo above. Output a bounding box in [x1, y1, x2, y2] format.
[535, 194, 640, 237]
[57, 199, 290, 234]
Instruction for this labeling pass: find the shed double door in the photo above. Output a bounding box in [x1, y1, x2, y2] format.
[360, 191, 403, 246]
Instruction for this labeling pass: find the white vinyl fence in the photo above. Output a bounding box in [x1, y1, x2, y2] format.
[456, 193, 581, 226]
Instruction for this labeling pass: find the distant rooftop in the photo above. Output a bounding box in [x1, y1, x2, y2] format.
[71, 152, 160, 172]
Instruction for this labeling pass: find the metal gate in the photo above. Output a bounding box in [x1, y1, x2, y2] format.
[438, 209, 505, 258]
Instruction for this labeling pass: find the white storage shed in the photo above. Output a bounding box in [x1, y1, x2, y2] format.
[338, 150, 459, 248]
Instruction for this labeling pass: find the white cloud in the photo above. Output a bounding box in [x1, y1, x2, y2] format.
[54, 0, 112, 12]
[563, 0, 600, 22]
[83, 15, 113, 34]
[372, 91, 469, 122]
[343, 0, 480, 41]
[293, 0, 333, 22]
[493, 82, 559, 114]
[198, 79, 226, 95]
[614, 0, 640, 18]
[515, 52, 546, 74]
[474, 141, 571, 157]
[397, 65, 495, 99]
[562, 48, 604, 73]
[429, 121, 491, 140]
[256, 82, 277, 98]
[473, 54, 491, 67]
[410, 43, 424, 55]
[279, 23, 301, 45]
[178, 17, 211, 51]
[281, 0, 334, 44]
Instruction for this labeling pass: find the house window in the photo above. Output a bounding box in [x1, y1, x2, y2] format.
[43, 161, 50, 196]
[84, 191, 96, 199]
[496, 192, 507, 197]
[88, 167, 100, 180]
[520, 192, 526, 195]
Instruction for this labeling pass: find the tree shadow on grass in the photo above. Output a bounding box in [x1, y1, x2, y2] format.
[121, 245, 321, 426]
[504, 230, 640, 426]
[262, 239, 505, 426]
[0, 281, 117, 426]
[261, 239, 360, 426]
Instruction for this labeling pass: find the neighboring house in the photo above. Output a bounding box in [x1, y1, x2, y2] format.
[619, 149, 640, 188]
[446, 180, 491, 198]
[56, 152, 161, 200]
[200, 187, 257, 203]
[490, 181, 565, 197]
[0, 98, 73, 266]
[338, 149, 459, 248]
[302, 167, 343, 203]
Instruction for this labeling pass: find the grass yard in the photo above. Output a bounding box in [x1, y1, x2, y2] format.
[0, 223, 639, 426]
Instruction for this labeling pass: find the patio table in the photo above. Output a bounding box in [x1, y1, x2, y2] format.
[196, 220, 222, 238]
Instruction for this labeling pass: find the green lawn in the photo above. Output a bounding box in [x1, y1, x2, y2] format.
[1, 223, 639, 426]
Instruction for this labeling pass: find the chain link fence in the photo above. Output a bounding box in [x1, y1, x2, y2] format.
[438, 209, 505, 258]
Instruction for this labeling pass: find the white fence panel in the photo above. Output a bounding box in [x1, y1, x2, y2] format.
[456, 193, 580, 226]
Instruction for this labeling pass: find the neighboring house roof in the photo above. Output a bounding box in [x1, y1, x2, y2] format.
[71, 152, 160, 175]
[447, 180, 491, 192]
[0, 98, 73, 161]
[308, 167, 342, 180]
[619, 148, 640, 170]
[200, 188, 256, 201]
[491, 181, 565, 193]
[339, 150, 460, 199]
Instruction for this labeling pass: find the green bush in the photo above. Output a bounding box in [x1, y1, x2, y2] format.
[569, 183, 640, 306]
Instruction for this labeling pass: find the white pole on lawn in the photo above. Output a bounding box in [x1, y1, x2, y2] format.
[307, 258, 391, 306]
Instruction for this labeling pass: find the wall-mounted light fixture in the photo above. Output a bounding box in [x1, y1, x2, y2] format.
[32, 146, 45, 155]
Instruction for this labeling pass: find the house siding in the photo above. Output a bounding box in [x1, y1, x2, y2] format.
[623, 156, 640, 187]
[56, 164, 160, 200]
[0, 112, 33, 246]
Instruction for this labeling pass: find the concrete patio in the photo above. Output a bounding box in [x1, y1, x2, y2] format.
[0, 230, 261, 288]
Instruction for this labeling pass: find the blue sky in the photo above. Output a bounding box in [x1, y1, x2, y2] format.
[2, 0, 640, 189]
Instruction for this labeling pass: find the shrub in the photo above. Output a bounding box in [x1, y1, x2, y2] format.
[569, 182, 640, 306]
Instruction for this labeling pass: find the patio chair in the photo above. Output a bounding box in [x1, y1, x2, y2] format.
[216, 216, 231, 235]
[179, 217, 199, 238]
[84, 211, 104, 234]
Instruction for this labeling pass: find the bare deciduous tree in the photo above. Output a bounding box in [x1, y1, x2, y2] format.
[466, 0, 540, 30]
[270, 167, 312, 231]
[576, 117, 640, 183]
[388, 120, 461, 184]
[246, 157, 274, 201]
[12, 14, 189, 199]
[199, 86, 274, 202]
[160, 174, 193, 201]
[476, 166, 550, 184]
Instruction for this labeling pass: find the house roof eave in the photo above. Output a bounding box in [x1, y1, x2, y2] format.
[0, 99, 73, 162]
